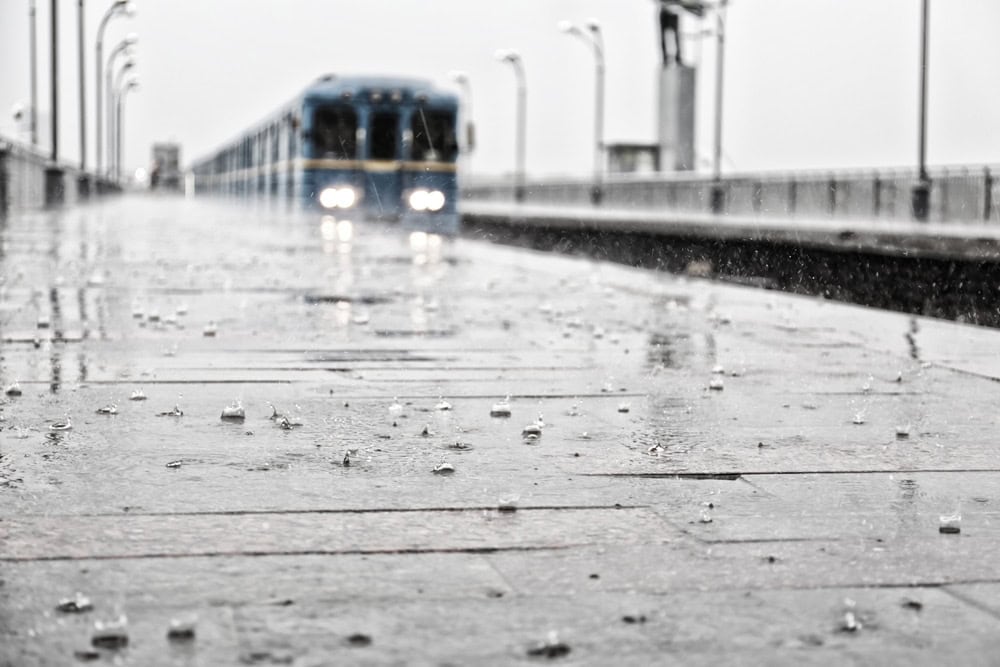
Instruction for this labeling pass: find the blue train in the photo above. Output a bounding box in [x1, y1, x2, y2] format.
[190, 74, 460, 235]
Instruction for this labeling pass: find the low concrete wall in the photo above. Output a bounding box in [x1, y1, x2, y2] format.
[464, 165, 1000, 225]
[0, 138, 117, 216]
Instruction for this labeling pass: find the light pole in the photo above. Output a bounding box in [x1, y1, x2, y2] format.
[448, 70, 475, 159]
[105, 39, 135, 177]
[912, 0, 931, 221]
[78, 0, 86, 174]
[558, 18, 605, 204]
[115, 78, 139, 184]
[110, 59, 135, 180]
[96, 0, 135, 181]
[709, 0, 728, 214]
[49, 0, 58, 163]
[29, 0, 38, 146]
[495, 49, 526, 202]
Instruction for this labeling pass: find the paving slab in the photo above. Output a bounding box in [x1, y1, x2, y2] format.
[3, 196, 1000, 664]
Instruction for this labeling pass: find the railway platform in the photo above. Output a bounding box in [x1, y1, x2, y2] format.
[2, 195, 1000, 665]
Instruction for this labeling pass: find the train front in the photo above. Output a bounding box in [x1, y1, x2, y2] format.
[302, 78, 460, 236]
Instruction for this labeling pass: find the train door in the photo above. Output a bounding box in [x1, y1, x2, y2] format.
[365, 110, 402, 220]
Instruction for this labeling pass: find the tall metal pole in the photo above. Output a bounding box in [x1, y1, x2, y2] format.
[110, 60, 133, 180]
[50, 0, 59, 162]
[710, 0, 728, 213]
[116, 81, 138, 183]
[514, 60, 526, 203]
[96, 1, 130, 181]
[588, 23, 605, 204]
[912, 0, 931, 221]
[29, 0, 38, 146]
[78, 0, 86, 171]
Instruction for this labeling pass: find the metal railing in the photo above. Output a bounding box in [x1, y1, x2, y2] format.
[463, 165, 1000, 224]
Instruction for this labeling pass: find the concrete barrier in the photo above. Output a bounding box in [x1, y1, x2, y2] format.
[0, 137, 117, 216]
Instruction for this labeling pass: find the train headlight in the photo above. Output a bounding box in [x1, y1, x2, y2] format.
[319, 186, 357, 209]
[408, 189, 429, 211]
[426, 190, 445, 212]
[408, 189, 445, 212]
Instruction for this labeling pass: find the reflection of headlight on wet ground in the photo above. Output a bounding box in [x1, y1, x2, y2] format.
[409, 231, 428, 252]
[321, 217, 353, 244]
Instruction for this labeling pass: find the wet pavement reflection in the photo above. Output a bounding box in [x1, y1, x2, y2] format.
[2, 196, 1000, 663]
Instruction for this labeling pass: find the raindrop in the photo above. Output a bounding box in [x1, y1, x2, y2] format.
[95, 404, 117, 416]
[522, 423, 542, 437]
[56, 593, 93, 613]
[420, 425, 430, 437]
[36, 314, 51, 329]
[895, 424, 911, 439]
[617, 403, 631, 413]
[840, 611, 860, 633]
[165, 460, 183, 469]
[91, 616, 129, 650]
[434, 399, 452, 411]
[711, 364, 725, 375]
[4, 381, 22, 397]
[203, 321, 218, 337]
[49, 415, 73, 431]
[498, 495, 519, 513]
[166, 617, 197, 642]
[129, 388, 147, 401]
[158, 406, 184, 417]
[647, 443, 664, 456]
[862, 375, 873, 393]
[388, 398, 403, 415]
[342, 450, 351, 467]
[432, 462, 455, 475]
[220, 400, 246, 422]
[852, 412, 865, 425]
[490, 398, 512, 418]
[699, 510, 713, 524]
[526, 632, 571, 659]
[939, 513, 961, 534]
[708, 377, 724, 391]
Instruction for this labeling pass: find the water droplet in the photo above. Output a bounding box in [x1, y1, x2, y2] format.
[388, 398, 403, 415]
[432, 462, 455, 475]
[711, 364, 725, 375]
[166, 617, 196, 642]
[939, 513, 961, 534]
[129, 388, 147, 401]
[158, 406, 184, 417]
[895, 424, 911, 438]
[49, 415, 73, 431]
[699, 510, 713, 524]
[490, 399, 512, 418]
[56, 593, 93, 613]
[617, 403, 631, 413]
[203, 322, 218, 337]
[220, 399, 246, 421]
[434, 399, 452, 411]
[708, 377, 724, 391]
[4, 381, 22, 397]
[95, 404, 117, 415]
[498, 495, 519, 513]
[852, 412, 866, 425]
[91, 616, 129, 650]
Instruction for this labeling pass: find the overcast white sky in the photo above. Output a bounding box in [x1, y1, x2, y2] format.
[1, 0, 999, 179]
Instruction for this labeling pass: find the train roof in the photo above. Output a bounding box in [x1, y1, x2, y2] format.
[301, 74, 457, 107]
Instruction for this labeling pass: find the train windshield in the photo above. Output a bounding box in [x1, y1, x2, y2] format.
[312, 105, 358, 159]
[411, 109, 458, 163]
[371, 112, 399, 160]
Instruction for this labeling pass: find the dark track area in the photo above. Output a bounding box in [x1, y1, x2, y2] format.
[463, 219, 1000, 328]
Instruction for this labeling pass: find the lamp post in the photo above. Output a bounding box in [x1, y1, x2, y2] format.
[115, 78, 139, 184]
[447, 70, 475, 157]
[110, 59, 135, 180]
[495, 49, 527, 202]
[49, 0, 58, 162]
[558, 18, 605, 204]
[95, 0, 135, 181]
[911, 0, 931, 221]
[709, 0, 728, 214]
[78, 0, 86, 173]
[105, 39, 135, 177]
[29, 0, 38, 146]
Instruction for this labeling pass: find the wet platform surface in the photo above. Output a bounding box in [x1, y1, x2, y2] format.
[2, 196, 1000, 665]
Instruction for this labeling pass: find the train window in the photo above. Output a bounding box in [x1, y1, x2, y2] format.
[370, 112, 399, 160]
[312, 106, 358, 159]
[410, 109, 458, 163]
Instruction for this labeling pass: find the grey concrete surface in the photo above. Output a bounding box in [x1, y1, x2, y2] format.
[2, 195, 1000, 665]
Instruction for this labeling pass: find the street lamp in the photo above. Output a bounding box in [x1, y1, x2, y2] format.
[447, 70, 475, 156]
[709, 0, 728, 214]
[105, 37, 136, 177]
[95, 0, 135, 180]
[912, 0, 931, 221]
[115, 78, 139, 183]
[495, 49, 526, 202]
[110, 59, 135, 180]
[29, 0, 38, 146]
[558, 18, 605, 204]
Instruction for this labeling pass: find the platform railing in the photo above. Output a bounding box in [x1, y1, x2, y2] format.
[463, 165, 1000, 224]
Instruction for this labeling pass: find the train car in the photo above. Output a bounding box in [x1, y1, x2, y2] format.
[190, 74, 460, 235]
